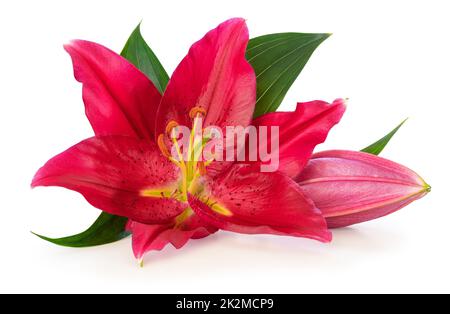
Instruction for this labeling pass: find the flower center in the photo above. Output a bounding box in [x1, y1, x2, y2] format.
[156, 107, 211, 202]
[141, 107, 232, 221]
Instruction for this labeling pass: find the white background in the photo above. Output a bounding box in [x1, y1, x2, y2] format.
[0, 0, 448, 293]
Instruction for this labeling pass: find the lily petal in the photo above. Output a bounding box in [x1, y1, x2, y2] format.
[155, 18, 256, 137]
[32, 136, 187, 224]
[65, 40, 161, 140]
[188, 164, 331, 242]
[252, 99, 346, 179]
[127, 214, 218, 261]
[297, 150, 430, 228]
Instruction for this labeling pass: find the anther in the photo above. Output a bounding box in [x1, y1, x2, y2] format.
[189, 106, 207, 119]
[165, 121, 179, 137]
[157, 134, 171, 158]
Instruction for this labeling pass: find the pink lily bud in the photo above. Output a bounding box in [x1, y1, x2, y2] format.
[297, 150, 430, 228]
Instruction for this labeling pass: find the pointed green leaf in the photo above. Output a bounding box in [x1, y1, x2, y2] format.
[120, 23, 169, 93]
[246, 32, 331, 118]
[361, 119, 408, 155]
[33, 212, 129, 248]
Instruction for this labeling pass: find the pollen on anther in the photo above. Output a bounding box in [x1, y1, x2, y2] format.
[165, 120, 179, 137]
[189, 106, 207, 119]
[157, 134, 171, 158]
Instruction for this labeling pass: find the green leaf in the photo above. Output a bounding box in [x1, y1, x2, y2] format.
[246, 32, 331, 118]
[120, 23, 169, 93]
[32, 212, 129, 248]
[361, 119, 408, 155]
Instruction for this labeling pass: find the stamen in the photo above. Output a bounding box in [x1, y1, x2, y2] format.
[189, 109, 207, 177]
[168, 136, 188, 201]
[189, 106, 206, 119]
[166, 120, 179, 136]
[171, 132, 186, 165]
[157, 134, 171, 159]
[155, 109, 214, 204]
[165, 120, 186, 166]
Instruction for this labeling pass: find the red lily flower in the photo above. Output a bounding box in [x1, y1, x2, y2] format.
[32, 18, 346, 262]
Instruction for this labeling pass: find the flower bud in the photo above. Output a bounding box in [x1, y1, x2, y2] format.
[298, 150, 430, 228]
